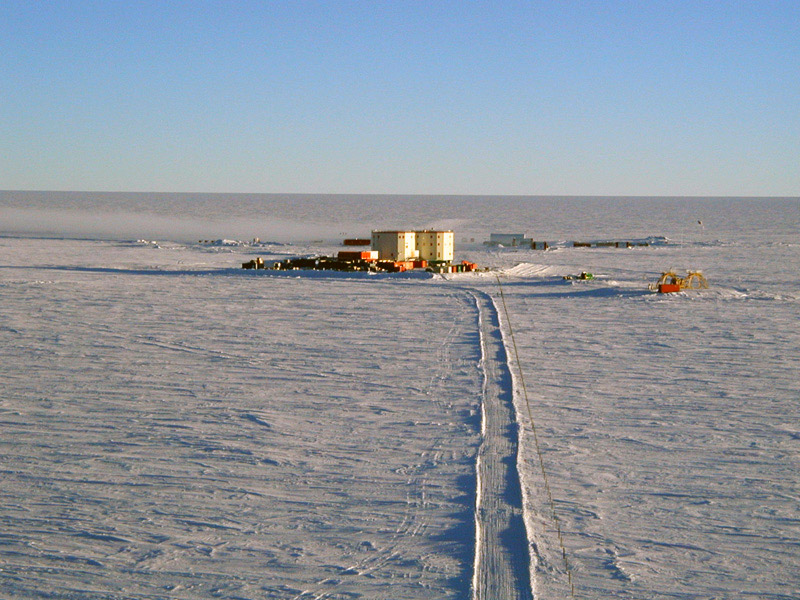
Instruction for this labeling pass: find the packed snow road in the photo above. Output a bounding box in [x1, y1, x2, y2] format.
[469, 290, 533, 600]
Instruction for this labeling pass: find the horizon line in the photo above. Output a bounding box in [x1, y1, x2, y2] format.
[3, 189, 798, 200]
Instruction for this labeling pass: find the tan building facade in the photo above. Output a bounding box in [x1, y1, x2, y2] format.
[370, 231, 418, 261]
[415, 230, 454, 262]
[371, 230, 454, 262]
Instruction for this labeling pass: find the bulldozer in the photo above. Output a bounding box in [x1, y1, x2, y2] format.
[649, 270, 708, 293]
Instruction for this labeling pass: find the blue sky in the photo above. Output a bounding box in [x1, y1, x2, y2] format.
[2, 1, 798, 195]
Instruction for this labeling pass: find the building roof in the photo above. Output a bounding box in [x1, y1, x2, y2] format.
[371, 229, 453, 234]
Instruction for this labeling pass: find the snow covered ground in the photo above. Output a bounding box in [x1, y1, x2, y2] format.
[1, 194, 798, 599]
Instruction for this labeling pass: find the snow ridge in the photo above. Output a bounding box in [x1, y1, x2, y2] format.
[471, 296, 485, 597]
[501, 263, 565, 278]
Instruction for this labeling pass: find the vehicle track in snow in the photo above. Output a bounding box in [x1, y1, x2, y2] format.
[469, 290, 533, 600]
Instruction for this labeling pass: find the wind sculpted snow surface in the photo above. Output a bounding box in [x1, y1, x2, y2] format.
[1, 239, 490, 599]
[2, 194, 800, 599]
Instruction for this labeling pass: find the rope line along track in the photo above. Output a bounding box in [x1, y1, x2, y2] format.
[494, 274, 578, 598]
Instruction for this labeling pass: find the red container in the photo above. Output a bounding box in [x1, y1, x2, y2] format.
[659, 283, 681, 293]
[338, 250, 377, 261]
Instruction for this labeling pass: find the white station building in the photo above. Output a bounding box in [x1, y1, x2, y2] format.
[371, 230, 454, 262]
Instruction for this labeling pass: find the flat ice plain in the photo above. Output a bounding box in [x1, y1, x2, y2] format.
[1, 193, 798, 599]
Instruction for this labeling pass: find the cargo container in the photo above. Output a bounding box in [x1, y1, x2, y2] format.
[395, 261, 414, 271]
[376, 260, 405, 272]
[343, 238, 371, 246]
[338, 250, 378, 261]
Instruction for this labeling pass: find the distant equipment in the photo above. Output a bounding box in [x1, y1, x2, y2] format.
[649, 270, 708, 293]
[563, 271, 594, 281]
[242, 257, 265, 269]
